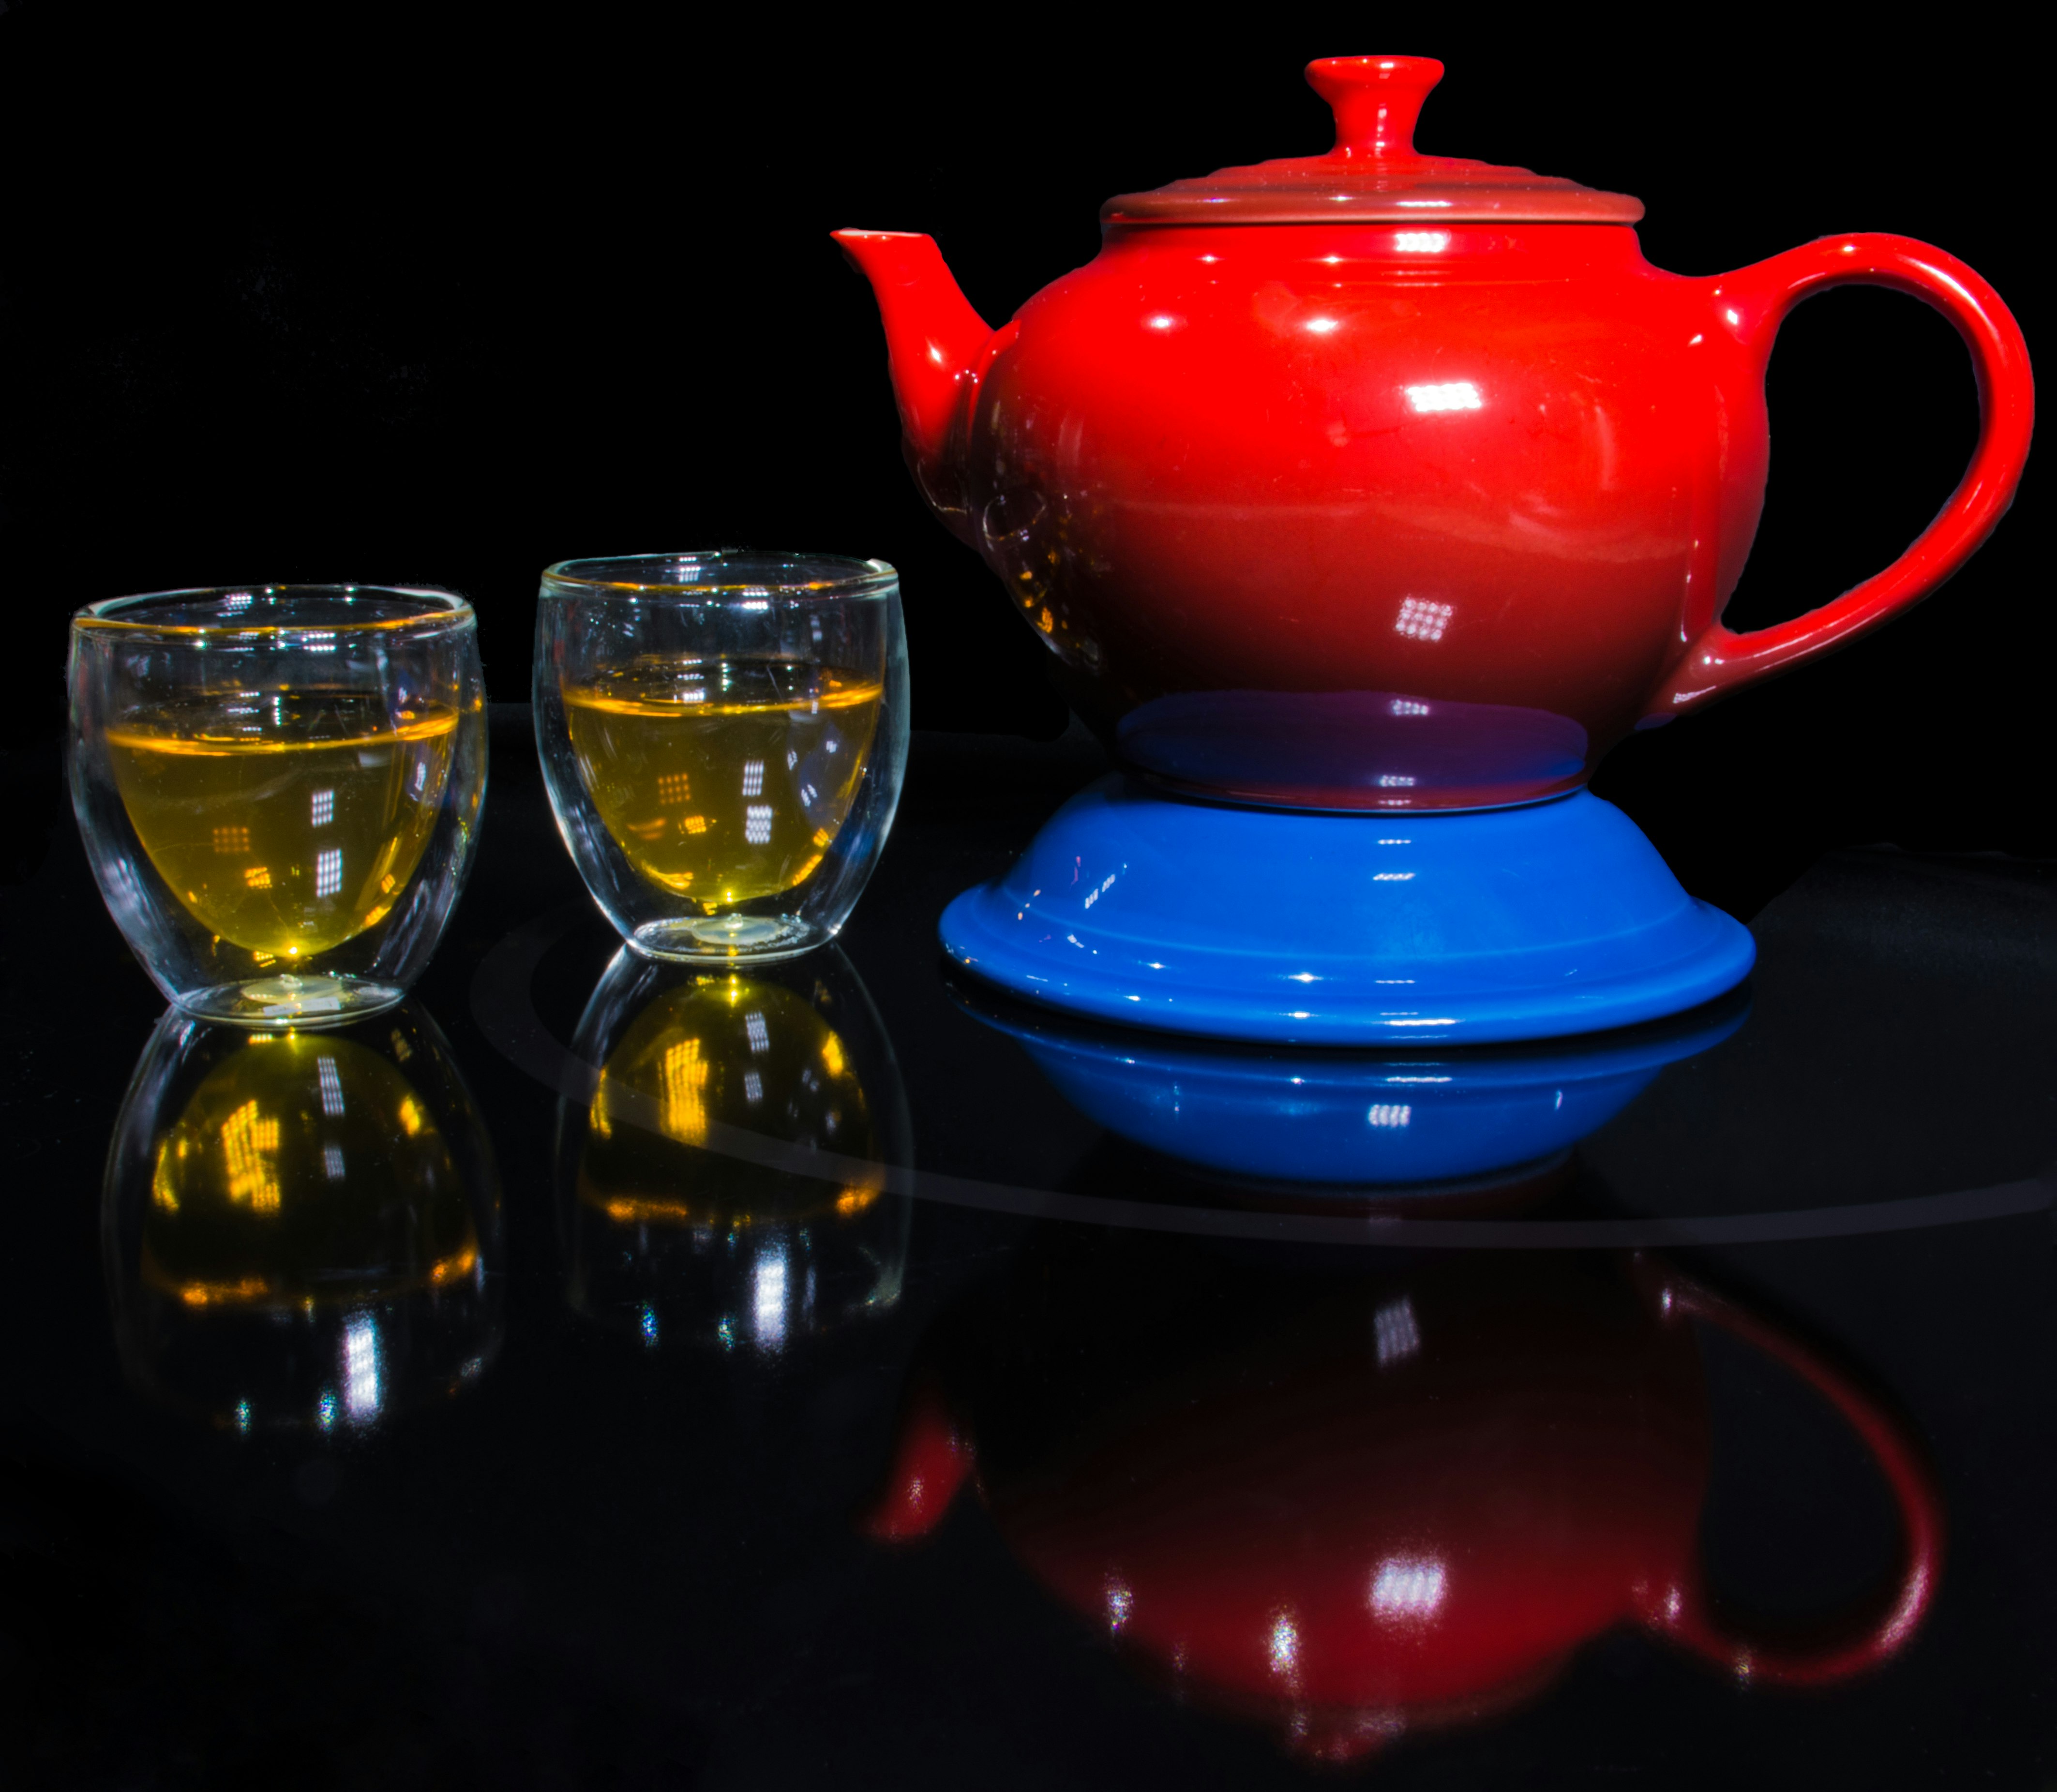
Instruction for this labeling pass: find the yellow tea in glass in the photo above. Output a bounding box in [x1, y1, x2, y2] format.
[561, 656, 883, 907]
[538, 555, 908, 961]
[70, 586, 486, 1026]
[106, 690, 460, 959]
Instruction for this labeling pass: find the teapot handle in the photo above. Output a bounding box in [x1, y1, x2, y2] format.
[1644, 234, 2033, 720]
[1635, 1262, 1945, 1685]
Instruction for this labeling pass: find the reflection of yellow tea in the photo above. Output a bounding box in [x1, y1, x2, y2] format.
[561, 657, 881, 910]
[107, 692, 457, 957]
[141, 1032, 478, 1309]
[578, 976, 878, 1226]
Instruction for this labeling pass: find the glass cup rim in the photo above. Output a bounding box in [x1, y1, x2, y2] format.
[540, 552, 896, 601]
[71, 583, 476, 638]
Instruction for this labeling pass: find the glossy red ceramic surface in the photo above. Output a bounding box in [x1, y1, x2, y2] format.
[865, 1253, 1942, 1763]
[837, 57, 2033, 811]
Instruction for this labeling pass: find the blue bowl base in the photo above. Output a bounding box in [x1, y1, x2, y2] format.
[938, 777, 1754, 1046]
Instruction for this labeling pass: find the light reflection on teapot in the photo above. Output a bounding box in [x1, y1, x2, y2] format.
[864, 1234, 1942, 1765]
[102, 1002, 504, 1432]
[556, 945, 912, 1353]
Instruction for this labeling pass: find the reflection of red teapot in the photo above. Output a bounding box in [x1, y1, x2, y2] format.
[838, 56, 2032, 809]
[865, 1239, 1941, 1763]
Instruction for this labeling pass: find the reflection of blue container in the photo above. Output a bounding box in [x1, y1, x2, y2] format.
[956, 985, 1747, 1187]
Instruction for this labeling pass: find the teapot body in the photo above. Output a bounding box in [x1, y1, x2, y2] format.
[842, 52, 2029, 816]
[957, 224, 1759, 809]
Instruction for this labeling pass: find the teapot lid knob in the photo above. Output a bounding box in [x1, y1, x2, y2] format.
[1102, 54, 1641, 225]
[1306, 55, 1443, 160]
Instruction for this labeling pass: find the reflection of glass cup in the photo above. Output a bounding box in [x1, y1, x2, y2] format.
[557, 944, 912, 1352]
[534, 553, 909, 962]
[69, 585, 487, 1027]
[103, 1001, 503, 1431]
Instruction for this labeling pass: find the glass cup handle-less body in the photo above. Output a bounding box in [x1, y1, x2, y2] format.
[68, 584, 487, 1028]
[533, 553, 910, 964]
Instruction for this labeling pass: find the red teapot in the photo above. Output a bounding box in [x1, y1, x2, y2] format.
[864, 1241, 1942, 1764]
[838, 55, 2033, 810]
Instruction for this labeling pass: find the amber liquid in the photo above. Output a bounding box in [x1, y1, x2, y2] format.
[561, 657, 881, 911]
[576, 975, 879, 1227]
[140, 1032, 478, 1310]
[105, 692, 458, 959]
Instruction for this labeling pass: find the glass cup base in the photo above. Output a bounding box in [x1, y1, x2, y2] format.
[177, 974, 408, 1030]
[630, 914, 826, 964]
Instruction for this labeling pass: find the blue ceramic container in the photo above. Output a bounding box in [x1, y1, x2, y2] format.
[941, 777, 1754, 1046]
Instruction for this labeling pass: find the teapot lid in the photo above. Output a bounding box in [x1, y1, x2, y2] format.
[1102, 57, 1643, 226]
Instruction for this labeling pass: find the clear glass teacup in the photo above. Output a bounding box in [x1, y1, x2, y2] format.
[534, 553, 909, 961]
[68, 585, 488, 1026]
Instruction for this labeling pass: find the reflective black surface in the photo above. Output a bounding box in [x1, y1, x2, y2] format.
[2, 709, 2051, 1787]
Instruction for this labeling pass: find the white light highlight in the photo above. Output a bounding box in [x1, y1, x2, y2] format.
[1394, 230, 1451, 253]
[745, 804, 773, 844]
[315, 847, 343, 897]
[343, 1313, 382, 1421]
[1367, 1104, 1412, 1128]
[310, 788, 334, 827]
[1406, 381, 1483, 414]
[317, 1056, 345, 1116]
[753, 1247, 789, 1349]
[1371, 1555, 1446, 1618]
[741, 759, 765, 797]
[1374, 1297, 1421, 1367]
[1269, 1614, 1299, 1674]
[744, 1012, 770, 1054]
[1394, 597, 1453, 642]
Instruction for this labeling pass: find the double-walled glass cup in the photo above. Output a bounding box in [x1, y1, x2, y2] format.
[535, 553, 909, 961]
[69, 585, 487, 1026]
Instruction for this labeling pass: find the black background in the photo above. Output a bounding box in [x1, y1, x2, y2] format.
[0, 4, 2042, 917]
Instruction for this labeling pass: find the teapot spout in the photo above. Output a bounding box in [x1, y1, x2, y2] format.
[857, 1373, 976, 1541]
[833, 230, 993, 541]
